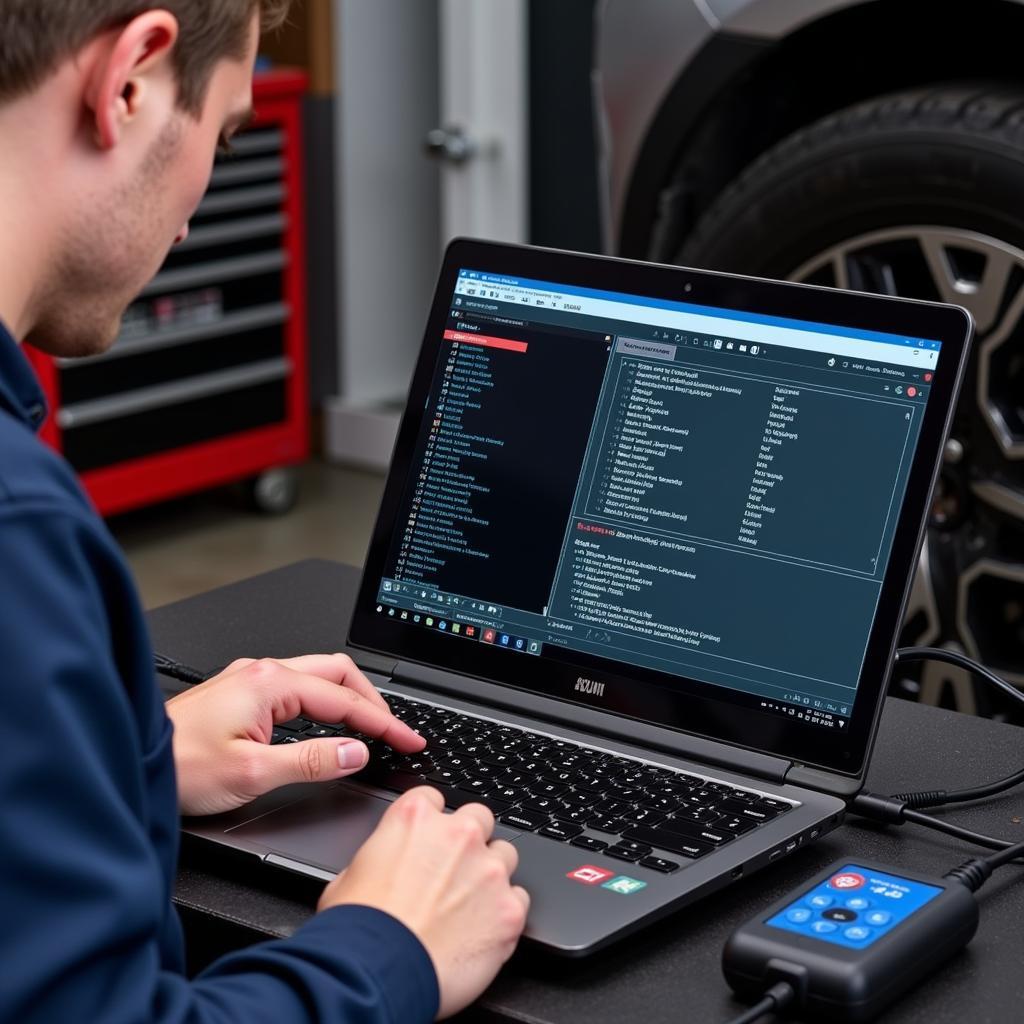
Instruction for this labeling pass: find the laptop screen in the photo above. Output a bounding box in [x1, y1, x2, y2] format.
[351, 242, 970, 777]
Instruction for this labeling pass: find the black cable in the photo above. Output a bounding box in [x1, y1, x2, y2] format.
[153, 653, 209, 686]
[891, 647, 1024, 810]
[944, 838, 1024, 893]
[723, 981, 795, 1024]
[849, 793, 1024, 862]
[893, 766, 1024, 810]
[979, 837, 1024, 872]
[895, 646, 1024, 710]
[903, 809, 1024, 857]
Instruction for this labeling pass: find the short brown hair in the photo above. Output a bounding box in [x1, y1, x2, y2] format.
[0, 1, 291, 114]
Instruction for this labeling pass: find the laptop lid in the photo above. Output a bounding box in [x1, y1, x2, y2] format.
[349, 239, 972, 787]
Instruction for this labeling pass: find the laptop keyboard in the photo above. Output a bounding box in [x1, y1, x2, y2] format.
[271, 692, 798, 873]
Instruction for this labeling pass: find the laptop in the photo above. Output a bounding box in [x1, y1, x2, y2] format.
[185, 239, 972, 956]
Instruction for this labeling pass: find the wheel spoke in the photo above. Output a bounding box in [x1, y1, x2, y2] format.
[832, 253, 849, 290]
[970, 481, 1024, 523]
[904, 543, 942, 647]
[917, 229, 1017, 334]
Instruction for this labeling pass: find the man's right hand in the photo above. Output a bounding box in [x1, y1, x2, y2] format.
[318, 787, 530, 1019]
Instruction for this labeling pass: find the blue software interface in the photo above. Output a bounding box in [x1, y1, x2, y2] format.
[375, 270, 943, 732]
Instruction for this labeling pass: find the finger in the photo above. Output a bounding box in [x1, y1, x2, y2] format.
[269, 654, 391, 712]
[511, 885, 531, 914]
[487, 838, 519, 877]
[450, 801, 495, 842]
[242, 736, 370, 794]
[383, 785, 446, 823]
[450, 798, 493, 839]
[257, 665, 424, 752]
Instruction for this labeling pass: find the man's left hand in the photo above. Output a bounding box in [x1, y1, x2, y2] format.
[166, 654, 425, 816]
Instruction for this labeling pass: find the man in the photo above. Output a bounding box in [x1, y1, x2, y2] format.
[0, 3, 529, 1022]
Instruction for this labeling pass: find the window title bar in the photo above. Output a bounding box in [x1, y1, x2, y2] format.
[456, 269, 942, 369]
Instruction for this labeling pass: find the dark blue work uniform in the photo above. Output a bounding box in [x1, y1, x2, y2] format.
[0, 323, 439, 1024]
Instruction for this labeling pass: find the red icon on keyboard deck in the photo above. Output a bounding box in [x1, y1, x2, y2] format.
[567, 865, 615, 886]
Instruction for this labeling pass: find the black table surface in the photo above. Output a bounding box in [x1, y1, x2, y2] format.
[151, 559, 1024, 1023]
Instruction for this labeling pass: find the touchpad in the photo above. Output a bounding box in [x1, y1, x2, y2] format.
[230, 784, 393, 874]
[229, 784, 520, 874]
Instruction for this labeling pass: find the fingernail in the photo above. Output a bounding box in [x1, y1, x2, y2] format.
[337, 740, 368, 770]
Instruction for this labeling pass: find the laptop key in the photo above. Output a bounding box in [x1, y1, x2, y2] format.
[621, 807, 666, 827]
[276, 719, 307, 733]
[426, 768, 466, 786]
[570, 836, 609, 853]
[620, 825, 716, 859]
[501, 809, 549, 831]
[605, 842, 650, 863]
[607, 785, 649, 802]
[552, 807, 596, 825]
[458, 778, 496, 796]
[719, 799, 780, 822]
[589, 817, 626, 834]
[519, 794, 560, 813]
[496, 770, 537, 788]
[642, 795, 685, 814]
[639, 856, 680, 874]
[430, 735, 464, 751]
[559, 790, 592, 809]
[534, 782, 569, 798]
[671, 807, 723, 825]
[660, 817, 733, 846]
[718, 816, 759, 835]
[594, 799, 631, 816]
[538, 822, 584, 841]
[483, 752, 515, 768]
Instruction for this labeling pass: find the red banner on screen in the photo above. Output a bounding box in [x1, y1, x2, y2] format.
[443, 329, 528, 353]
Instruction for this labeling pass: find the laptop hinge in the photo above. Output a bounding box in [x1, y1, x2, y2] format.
[786, 763, 863, 799]
[389, 660, 792, 786]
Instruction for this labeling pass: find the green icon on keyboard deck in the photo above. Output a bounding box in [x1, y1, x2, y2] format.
[602, 875, 647, 896]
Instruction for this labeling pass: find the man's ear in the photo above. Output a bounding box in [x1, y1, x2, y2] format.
[85, 11, 180, 151]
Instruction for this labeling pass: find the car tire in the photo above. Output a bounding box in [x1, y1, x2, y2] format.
[677, 84, 1024, 715]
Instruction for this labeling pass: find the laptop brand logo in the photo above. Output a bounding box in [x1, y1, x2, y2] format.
[575, 677, 606, 698]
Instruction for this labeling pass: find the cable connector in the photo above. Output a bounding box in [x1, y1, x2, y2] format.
[892, 789, 948, 809]
[724, 979, 796, 1024]
[944, 857, 995, 894]
[848, 791, 909, 825]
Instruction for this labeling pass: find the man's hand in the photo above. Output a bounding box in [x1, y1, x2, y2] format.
[319, 787, 529, 1019]
[166, 654, 425, 816]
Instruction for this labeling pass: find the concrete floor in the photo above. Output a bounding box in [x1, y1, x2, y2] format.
[111, 460, 385, 609]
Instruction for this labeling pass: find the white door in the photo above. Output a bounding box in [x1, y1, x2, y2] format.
[431, 0, 529, 246]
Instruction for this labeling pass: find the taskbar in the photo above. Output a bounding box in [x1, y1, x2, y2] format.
[376, 578, 852, 732]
